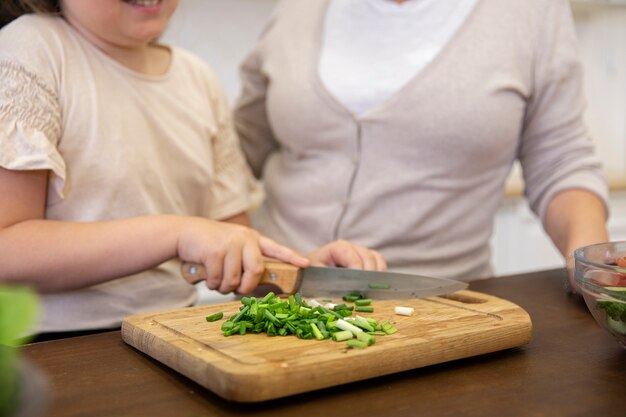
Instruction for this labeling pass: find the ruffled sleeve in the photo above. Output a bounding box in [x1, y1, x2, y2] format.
[0, 60, 66, 198]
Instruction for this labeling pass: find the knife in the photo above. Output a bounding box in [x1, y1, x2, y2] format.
[180, 260, 467, 299]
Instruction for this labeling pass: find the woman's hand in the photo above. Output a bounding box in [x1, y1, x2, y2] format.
[306, 240, 387, 271]
[177, 218, 309, 295]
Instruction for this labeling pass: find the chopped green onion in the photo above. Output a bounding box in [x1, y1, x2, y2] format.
[310, 323, 324, 340]
[231, 306, 249, 323]
[214, 292, 399, 349]
[342, 293, 363, 302]
[350, 316, 374, 332]
[357, 332, 376, 346]
[368, 283, 390, 289]
[332, 330, 353, 342]
[355, 306, 374, 313]
[384, 327, 398, 335]
[205, 312, 224, 322]
[346, 340, 368, 349]
[336, 319, 363, 336]
[260, 291, 275, 303]
[394, 306, 414, 316]
[354, 299, 372, 306]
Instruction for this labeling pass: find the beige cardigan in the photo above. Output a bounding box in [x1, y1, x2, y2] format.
[235, 0, 608, 281]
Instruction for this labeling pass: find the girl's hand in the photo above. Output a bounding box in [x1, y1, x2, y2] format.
[177, 218, 309, 294]
[306, 240, 387, 271]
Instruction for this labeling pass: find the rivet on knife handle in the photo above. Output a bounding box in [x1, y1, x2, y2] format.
[180, 260, 303, 294]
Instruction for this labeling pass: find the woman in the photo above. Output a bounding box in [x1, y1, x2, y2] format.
[234, 0, 609, 290]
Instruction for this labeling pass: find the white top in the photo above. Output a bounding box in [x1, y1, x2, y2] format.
[0, 15, 252, 332]
[319, 0, 478, 115]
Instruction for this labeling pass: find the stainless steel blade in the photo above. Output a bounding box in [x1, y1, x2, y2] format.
[298, 267, 468, 299]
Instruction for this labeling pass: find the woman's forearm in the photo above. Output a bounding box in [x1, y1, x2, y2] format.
[544, 188, 609, 259]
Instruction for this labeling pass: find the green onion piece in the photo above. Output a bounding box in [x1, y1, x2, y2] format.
[346, 340, 368, 349]
[320, 306, 343, 320]
[267, 322, 277, 336]
[355, 306, 374, 313]
[260, 291, 275, 304]
[332, 330, 353, 342]
[357, 332, 376, 346]
[336, 319, 363, 336]
[205, 312, 224, 322]
[310, 323, 324, 340]
[384, 327, 398, 335]
[354, 299, 372, 306]
[224, 324, 240, 336]
[352, 316, 374, 332]
[269, 301, 288, 311]
[368, 283, 390, 289]
[263, 309, 281, 325]
[342, 294, 362, 302]
[231, 305, 250, 323]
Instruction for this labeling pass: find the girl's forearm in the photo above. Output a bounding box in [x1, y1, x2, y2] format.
[0, 215, 188, 292]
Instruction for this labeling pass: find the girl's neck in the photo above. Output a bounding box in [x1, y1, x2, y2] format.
[64, 18, 171, 76]
[102, 42, 172, 75]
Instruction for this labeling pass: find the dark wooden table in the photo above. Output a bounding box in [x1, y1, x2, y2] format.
[19, 269, 626, 417]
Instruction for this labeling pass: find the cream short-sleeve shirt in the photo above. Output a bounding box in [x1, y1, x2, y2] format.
[0, 15, 252, 332]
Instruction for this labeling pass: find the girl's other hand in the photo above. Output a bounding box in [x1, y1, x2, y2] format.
[177, 219, 309, 295]
[306, 240, 387, 271]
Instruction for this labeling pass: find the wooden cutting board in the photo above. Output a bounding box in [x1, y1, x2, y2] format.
[121, 290, 531, 402]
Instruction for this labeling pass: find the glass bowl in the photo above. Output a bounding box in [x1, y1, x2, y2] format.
[574, 241, 626, 349]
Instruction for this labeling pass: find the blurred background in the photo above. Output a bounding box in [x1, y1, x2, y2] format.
[162, 0, 626, 295]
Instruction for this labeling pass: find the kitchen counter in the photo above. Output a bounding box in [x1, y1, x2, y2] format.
[19, 269, 626, 417]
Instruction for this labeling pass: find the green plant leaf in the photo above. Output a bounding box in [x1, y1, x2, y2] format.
[0, 285, 40, 346]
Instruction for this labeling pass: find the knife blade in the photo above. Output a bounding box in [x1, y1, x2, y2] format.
[180, 260, 467, 299]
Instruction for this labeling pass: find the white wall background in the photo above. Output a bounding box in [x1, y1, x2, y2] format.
[163, 0, 277, 102]
[163, 1, 626, 287]
[573, 2, 626, 180]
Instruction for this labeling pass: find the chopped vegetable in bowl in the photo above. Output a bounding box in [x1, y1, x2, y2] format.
[574, 242, 626, 349]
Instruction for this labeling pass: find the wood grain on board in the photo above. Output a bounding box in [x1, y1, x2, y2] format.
[121, 290, 532, 402]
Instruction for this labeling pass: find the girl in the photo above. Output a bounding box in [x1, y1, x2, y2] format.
[0, 0, 386, 336]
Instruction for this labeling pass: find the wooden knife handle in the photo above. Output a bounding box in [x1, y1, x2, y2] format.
[180, 259, 303, 294]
